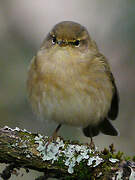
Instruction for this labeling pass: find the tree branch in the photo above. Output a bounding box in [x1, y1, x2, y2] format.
[0, 126, 135, 180]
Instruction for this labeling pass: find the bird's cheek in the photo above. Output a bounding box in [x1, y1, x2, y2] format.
[78, 41, 89, 52]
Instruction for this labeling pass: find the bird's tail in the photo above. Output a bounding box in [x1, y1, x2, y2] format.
[99, 118, 119, 136]
[82, 118, 119, 138]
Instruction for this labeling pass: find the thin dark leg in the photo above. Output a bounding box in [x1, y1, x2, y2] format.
[90, 136, 95, 150]
[46, 124, 62, 148]
[54, 124, 61, 135]
[51, 124, 61, 139]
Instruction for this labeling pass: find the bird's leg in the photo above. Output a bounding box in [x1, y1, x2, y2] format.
[46, 124, 61, 148]
[51, 124, 62, 141]
[90, 137, 95, 150]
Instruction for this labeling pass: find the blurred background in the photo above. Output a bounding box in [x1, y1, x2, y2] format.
[0, 0, 135, 179]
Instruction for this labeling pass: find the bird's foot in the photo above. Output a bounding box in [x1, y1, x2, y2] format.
[45, 124, 61, 151]
[89, 137, 95, 150]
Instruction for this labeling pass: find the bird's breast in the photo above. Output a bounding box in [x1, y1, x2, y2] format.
[27, 50, 113, 127]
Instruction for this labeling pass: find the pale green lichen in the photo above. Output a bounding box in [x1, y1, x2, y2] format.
[129, 167, 135, 180]
[87, 156, 103, 167]
[26, 154, 31, 158]
[3, 126, 124, 177]
[3, 126, 32, 134]
[115, 169, 123, 180]
[109, 158, 119, 163]
[34, 135, 106, 174]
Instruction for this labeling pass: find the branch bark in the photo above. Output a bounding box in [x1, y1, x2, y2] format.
[0, 126, 134, 180]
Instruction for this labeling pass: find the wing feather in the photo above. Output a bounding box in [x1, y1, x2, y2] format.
[97, 54, 119, 120]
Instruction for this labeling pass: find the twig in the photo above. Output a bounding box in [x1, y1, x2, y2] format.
[0, 126, 134, 180]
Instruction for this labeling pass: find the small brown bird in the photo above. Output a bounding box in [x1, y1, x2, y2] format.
[27, 21, 119, 145]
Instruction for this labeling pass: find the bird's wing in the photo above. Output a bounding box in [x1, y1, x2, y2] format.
[99, 54, 119, 120]
[107, 72, 119, 120]
[96, 53, 119, 120]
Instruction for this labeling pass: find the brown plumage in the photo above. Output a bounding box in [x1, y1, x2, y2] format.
[27, 21, 119, 143]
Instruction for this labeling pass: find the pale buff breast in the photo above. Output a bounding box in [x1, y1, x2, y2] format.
[27, 48, 113, 128]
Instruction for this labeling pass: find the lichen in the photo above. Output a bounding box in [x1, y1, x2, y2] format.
[87, 156, 103, 167]
[2, 126, 32, 134]
[129, 167, 135, 180]
[109, 158, 119, 163]
[34, 135, 107, 174]
[1, 126, 134, 179]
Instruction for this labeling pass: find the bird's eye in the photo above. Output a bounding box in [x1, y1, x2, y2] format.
[52, 36, 57, 45]
[74, 40, 80, 47]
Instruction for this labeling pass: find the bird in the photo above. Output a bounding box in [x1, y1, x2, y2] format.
[27, 21, 119, 147]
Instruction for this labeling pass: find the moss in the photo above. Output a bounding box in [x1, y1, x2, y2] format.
[113, 151, 123, 160]
[75, 161, 91, 179]
[8, 128, 135, 178]
[53, 143, 124, 179]
[55, 155, 67, 169]
[132, 156, 135, 162]
[4, 127, 135, 179]
[124, 156, 131, 161]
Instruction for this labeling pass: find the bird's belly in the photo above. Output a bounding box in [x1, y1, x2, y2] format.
[29, 79, 112, 128]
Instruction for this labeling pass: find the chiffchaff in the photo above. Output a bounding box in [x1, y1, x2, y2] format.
[27, 21, 119, 145]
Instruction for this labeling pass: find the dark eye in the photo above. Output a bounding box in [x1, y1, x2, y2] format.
[52, 36, 57, 45]
[74, 40, 80, 47]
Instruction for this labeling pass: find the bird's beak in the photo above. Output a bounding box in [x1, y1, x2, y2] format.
[58, 40, 68, 47]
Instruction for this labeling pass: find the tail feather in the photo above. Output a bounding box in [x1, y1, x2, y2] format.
[82, 118, 119, 138]
[99, 118, 119, 136]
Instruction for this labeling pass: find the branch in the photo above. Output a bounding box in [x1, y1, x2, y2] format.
[0, 126, 135, 180]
